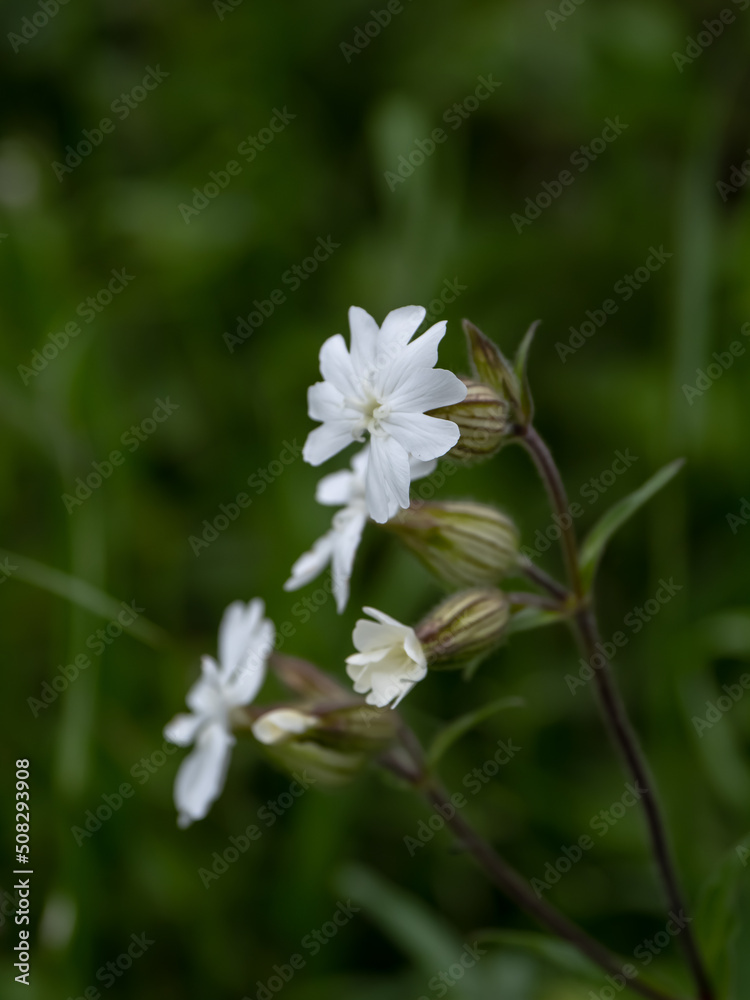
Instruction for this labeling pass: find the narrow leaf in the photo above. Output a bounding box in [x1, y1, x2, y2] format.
[462, 319, 517, 402]
[336, 863, 462, 973]
[476, 929, 601, 981]
[513, 320, 539, 423]
[427, 696, 524, 768]
[579, 459, 685, 589]
[0, 546, 170, 649]
[695, 838, 748, 1000]
[505, 607, 566, 636]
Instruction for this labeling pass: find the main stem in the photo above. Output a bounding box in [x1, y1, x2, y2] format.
[518, 425, 713, 1000]
[379, 743, 681, 1000]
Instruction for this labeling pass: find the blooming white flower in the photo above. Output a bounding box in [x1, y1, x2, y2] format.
[252, 707, 319, 745]
[302, 305, 467, 523]
[345, 606, 428, 708]
[164, 599, 274, 827]
[284, 446, 437, 613]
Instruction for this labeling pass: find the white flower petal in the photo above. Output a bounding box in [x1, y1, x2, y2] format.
[345, 607, 427, 709]
[409, 456, 437, 481]
[348, 306, 380, 371]
[223, 617, 274, 707]
[185, 657, 220, 715]
[319, 334, 359, 396]
[365, 434, 411, 523]
[174, 722, 235, 828]
[219, 600, 263, 676]
[308, 380, 345, 422]
[164, 713, 203, 747]
[388, 367, 467, 413]
[303, 422, 354, 466]
[384, 412, 460, 462]
[378, 305, 426, 353]
[284, 532, 336, 591]
[315, 468, 357, 507]
[252, 708, 319, 745]
[330, 508, 367, 613]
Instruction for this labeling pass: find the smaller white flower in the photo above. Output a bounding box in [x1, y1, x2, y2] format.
[346, 606, 428, 709]
[164, 599, 274, 828]
[285, 446, 437, 613]
[252, 708, 319, 745]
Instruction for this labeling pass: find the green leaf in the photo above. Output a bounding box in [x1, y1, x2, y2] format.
[0, 546, 170, 649]
[427, 696, 525, 768]
[695, 837, 748, 1000]
[505, 607, 566, 636]
[335, 863, 463, 973]
[462, 319, 517, 402]
[513, 320, 539, 423]
[476, 929, 601, 981]
[579, 458, 685, 590]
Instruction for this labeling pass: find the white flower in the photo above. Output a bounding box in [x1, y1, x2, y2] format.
[302, 305, 467, 523]
[252, 708, 319, 745]
[164, 599, 274, 827]
[284, 446, 437, 613]
[345, 606, 428, 709]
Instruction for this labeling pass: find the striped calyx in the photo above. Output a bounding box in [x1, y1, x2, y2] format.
[428, 379, 509, 464]
[386, 500, 519, 588]
[416, 588, 510, 670]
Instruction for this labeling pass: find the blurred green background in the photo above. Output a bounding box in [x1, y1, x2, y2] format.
[2, 0, 750, 997]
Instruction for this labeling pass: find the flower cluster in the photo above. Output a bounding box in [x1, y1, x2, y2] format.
[165, 305, 522, 826]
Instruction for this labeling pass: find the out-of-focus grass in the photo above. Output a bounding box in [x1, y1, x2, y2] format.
[1, 1, 750, 998]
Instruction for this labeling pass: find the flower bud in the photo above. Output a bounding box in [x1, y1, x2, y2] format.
[262, 738, 366, 787]
[429, 379, 509, 464]
[252, 702, 397, 754]
[416, 588, 509, 669]
[463, 320, 519, 406]
[386, 501, 519, 588]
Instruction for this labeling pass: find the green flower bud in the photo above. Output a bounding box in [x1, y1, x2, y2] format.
[415, 588, 510, 669]
[463, 320, 519, 406]
[386, 501, 520, 588]
[429, 379, 509, 464]
[263, 738, 367, 787]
